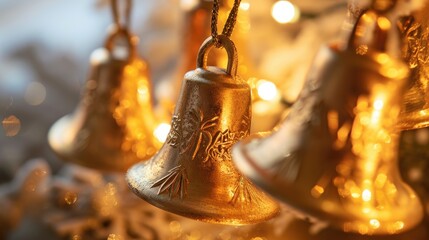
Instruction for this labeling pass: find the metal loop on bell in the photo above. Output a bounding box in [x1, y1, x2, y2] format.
[196, 35, 238, 77]
[104, 26, 137, 60]
[346, 8, 391, 52]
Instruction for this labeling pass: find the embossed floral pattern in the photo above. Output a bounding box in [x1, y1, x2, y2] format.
[154, 107, 250, 199]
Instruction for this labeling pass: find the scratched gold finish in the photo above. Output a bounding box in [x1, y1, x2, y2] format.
[48, 27, 161, 172]
[232, 7, 423, 235]
[398, 2, 429, 130]
[126, 35, 279, 225]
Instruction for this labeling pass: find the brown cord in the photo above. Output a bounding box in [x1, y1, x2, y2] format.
[211, 0, 242, 47]
[111, 0, 132, 29]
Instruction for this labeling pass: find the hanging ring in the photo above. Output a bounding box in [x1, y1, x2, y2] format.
[196, 35, 238, 78]
[104, 27, 137, 60]
[346, 9, 392, 52]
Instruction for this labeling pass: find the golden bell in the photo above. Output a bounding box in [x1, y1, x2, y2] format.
[232, 10, 423, 235]
[48, 27, 161, 172]
[127, 35, 279, 225]
[398, 2, 429, 130]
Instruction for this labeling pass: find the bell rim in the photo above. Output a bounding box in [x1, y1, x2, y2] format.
[126, 160, 280, 225]
[48, 114, 156, 172]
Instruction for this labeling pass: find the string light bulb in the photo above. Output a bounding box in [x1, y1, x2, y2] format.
[271, 0, 300, 24]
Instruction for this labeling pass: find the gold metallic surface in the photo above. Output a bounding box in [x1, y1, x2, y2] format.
[232, 11, 423, 234]
[48, 28, 161, 172]
[399, 3, 429, 130]
[127, 35, 279, 225]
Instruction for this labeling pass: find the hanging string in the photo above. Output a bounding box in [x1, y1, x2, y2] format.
[111, 0, 132, 29]
[211, 0, 242, 47]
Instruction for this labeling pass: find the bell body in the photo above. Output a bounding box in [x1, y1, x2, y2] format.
[399, 4, 429, 130]
[48, 47, 160, 172]
[233, 45, 423, 234]
[127, 36, 279, 225]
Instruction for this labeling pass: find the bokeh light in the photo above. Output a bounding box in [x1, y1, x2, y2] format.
[2, 115, 21, 137]
[240, 1, 250, 11]
[256, 80, 279, 101]
[154, 123, 171, 143]
[271, 0, 300, 24]
[180, 0, 199, 11]
[24, 81, 46, 106]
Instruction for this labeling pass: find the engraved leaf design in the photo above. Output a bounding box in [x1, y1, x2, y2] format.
[230, 177, 260, 205]
[166, 115, 181, 148]
[205, 129, 235, 162]
[180, 109, 219, 159]
[191, 116, 219, 159]
[151, 165, 188, 199]
[180, 110, 201, 153]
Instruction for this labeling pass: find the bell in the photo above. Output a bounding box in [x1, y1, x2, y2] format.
[48, 27, 161, 172]
[127, 35, 279, 225]
[398, 2, 429, 130]
[232, 7, 423, 235]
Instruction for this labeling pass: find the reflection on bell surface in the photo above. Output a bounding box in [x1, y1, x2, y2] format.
[398, 2, 429, 130]
[232, 7, 423, 235]
[127, 35, 279, 225]
[48, 27, 161, 172]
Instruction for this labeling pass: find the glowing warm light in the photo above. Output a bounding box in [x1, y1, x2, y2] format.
[311, 185, 324, 198]
[377, 16, 391, 30]
[240, 1, 250, 11]
[180, 0, 199, 11]
[376, 53, 390, 64]
[334, 123, 351, 149]
[375, 173, 387, 188]
[362, 189, 372, 202]
[370, 219, 381, 229]
[271, 0, 300, 24]
[2, 115, 21, 137]
[374, 99, 384, 110]
[90, 48, 109, 64]
[351, 186, 361, 199]
[25, 81, 46, 106]
[256, 80, 278, 101]
[394, 221, 404, 230]
[154, 123, 171, 143]
[138, 81, 150, 102]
